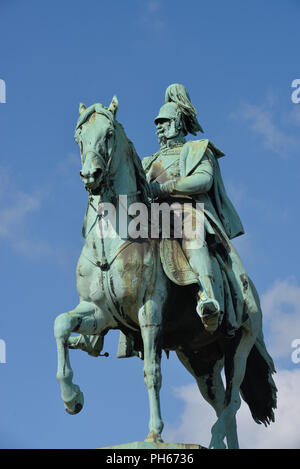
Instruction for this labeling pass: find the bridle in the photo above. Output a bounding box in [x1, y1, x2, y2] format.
[75, 105, 119, 195]
[79, 110, 140, 239]
[82, 147, 114, 197]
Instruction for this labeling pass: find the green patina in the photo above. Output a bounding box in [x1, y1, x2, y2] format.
[54, 85, 277, 449]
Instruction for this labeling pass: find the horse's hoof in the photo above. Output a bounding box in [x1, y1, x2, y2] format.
[63, 388, 84, 415]
[209, 437, 227, 449]
[145, 431, 164, 443]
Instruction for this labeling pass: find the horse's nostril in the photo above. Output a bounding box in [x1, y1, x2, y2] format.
[93, 168, 101, 177]
[80, 170, 89, 178]
[80, 169, 100, 178]
[80, 168, 102, 186]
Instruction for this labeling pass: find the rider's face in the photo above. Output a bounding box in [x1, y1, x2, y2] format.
[155, 118, 177, 145]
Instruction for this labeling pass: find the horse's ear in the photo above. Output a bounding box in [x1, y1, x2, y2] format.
[108, 95, 118, 116]
[79, 103, 87, 115]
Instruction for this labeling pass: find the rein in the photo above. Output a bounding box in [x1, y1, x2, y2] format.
[82, 190, 142, 271]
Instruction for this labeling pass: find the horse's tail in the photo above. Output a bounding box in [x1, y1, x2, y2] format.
[240, 335, 277, 426]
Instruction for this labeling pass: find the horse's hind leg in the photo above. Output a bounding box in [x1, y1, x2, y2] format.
[176, 351, 229, 448]
[209, 326, 257, 449]
[54, 300, 113, 414]
[139, 297, 164, 443]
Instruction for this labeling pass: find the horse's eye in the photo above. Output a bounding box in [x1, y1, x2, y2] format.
[107, 130, 113, 139]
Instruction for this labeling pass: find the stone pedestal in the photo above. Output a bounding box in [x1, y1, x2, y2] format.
[99, 441, 206, 449]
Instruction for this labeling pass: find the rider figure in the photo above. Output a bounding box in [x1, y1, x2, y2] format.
[71, 85, 254, 358]
[142, 84, 245, 333]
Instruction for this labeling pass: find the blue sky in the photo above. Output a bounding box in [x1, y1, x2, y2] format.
[0, 0, 300, 449]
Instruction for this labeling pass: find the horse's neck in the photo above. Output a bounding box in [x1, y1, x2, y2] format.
[112, 132, 138, 197]
[84, 137, 140, 262]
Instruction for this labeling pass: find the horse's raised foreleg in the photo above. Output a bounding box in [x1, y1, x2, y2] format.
[139, 298, 164, 443]
[68, 334, 105, 357]
[209, 327, 257, 449]
[54, 300, 112, 414]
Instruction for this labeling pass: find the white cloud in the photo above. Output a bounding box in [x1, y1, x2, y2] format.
[0, 167, 42, 240]
[0, 167, 65, 263]
[226, 181, 248, 209]
[164, 369, 300, 449]
[164, 383, 216, 448]
[238, 369, 300, 449]
[283, 106, 300, 128]
[0, 191, 40, 238]
[57, 152, 80, 176]
[231, 102, 298, 157]
[139, 0, 166, 32]
[261, 277, 300, 361]
[147, 1, 161, 12]
[230, 231, 255, 267]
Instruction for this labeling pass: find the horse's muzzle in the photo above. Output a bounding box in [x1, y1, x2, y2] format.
[80, 168, 102, 190]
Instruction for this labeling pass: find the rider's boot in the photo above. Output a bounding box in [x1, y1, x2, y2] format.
[196, 289, 220, 333]
[184, 242, 221, 333]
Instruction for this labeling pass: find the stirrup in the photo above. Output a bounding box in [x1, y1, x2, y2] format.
[196, 297, 220, 333]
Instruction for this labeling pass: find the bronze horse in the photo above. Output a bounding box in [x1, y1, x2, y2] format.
[54, 97, 277, 449]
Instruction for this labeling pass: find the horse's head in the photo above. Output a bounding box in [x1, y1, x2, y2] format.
[74, 96, 119, 196]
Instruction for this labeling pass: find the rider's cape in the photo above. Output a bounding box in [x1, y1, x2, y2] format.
[179, 139, 244, 240]
[116, 140, 260, 358]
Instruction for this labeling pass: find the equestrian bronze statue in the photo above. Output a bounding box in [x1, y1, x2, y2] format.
[54, 84, 277, 449]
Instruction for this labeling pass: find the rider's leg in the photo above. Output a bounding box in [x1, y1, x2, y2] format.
[180, 206, 223, 333]
[185, 242, 223, 333]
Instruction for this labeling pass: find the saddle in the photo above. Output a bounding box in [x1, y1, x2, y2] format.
[159, 237, 198, 286]
[117, 238, 198, 359]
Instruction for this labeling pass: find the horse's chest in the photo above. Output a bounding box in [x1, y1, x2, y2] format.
[76, 252, 104, 302]
[107, 243, 154, 320]
[77, 239, 154, 325]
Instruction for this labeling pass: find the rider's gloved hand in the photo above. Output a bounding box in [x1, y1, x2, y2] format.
[149, 179, 177, 199]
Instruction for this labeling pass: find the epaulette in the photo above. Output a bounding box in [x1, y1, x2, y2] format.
[141, 152, 160, 172]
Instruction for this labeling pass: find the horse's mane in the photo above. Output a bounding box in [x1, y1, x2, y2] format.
[116, 121, 151, 207]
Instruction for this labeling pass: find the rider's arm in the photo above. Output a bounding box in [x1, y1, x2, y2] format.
[172, 154, 213, 195]
[149, 153, 213, 198]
